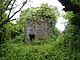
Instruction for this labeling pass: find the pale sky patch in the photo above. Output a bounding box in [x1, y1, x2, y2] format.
[12, 0, 66, 31]
[56, 17, 68, 31]
[13, 0, 63, 19]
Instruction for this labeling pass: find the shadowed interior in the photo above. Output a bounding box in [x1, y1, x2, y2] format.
[29, 34, 35, 41]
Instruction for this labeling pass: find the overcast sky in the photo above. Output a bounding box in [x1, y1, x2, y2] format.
[14, 0, 66, 31]
[16, 0, 62, 7]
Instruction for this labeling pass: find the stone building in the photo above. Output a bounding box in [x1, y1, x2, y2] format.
[24, 18, 53, 42]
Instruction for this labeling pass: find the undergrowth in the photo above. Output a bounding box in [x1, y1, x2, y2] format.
[0, 34, 80, 60]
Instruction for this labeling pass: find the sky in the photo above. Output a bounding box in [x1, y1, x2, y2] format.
[13, 0, 67, 31]
[16, 0, 62, 8]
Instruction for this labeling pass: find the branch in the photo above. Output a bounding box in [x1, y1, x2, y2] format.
[0, 0, 12, 17]
[10, 1, 27, 19]
[8, 0, 16, 18]
[12, 4, 21, 9]
[9, 19, 16, 22]
[0, 1, 27, 27]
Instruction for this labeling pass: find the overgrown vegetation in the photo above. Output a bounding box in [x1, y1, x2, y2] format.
[0, 0, 80, 60]
[1, 33, 80, 60]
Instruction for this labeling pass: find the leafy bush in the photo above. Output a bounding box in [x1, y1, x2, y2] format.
[1, 32, 80, 60]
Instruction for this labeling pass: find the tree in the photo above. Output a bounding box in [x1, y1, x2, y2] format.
[0, 0, 28, 43]
[58, 0, 80, 13]
[58, 0, 80, 56]
[0, 0, 27, 27]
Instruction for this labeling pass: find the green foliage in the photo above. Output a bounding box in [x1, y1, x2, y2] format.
[20, 4, 58, 29]
[1, 34, 80, 60]
[1, 1, 80, 60]
[70, 0, 80, 6]
[12, 34, 24, 43]
[0, 0, 27, 27]
[0, 0, 10, 26]
[62, 9, 80, 59]
[64, 11, 74, 20]
[0, 42, 26, 60]
[0, 3, 59, 43]
[0, 36, 53, 60]
[64, 12, 80, 27]
[0, 21, 23, 44]
[0, 0, 27, 43]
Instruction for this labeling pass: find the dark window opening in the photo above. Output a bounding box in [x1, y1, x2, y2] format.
[29, 34, 35, 42]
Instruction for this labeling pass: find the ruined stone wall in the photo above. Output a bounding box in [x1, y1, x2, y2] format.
[24, 19, 53, 42]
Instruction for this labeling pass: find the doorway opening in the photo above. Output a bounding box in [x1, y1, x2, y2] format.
[29, 34, 35, 42]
